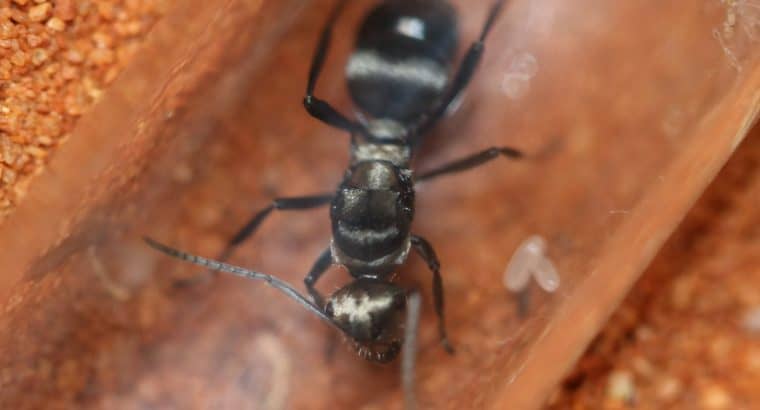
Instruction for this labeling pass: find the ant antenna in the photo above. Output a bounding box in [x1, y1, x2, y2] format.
[402, 291, 422, 410]
[144, 237, 338, 328]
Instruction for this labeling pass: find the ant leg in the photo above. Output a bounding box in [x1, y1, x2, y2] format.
[402, 290, 422, 410]
[218, 194, 333, 262]
[306, 0, 347, 96]
[303, 0, 368, 137]
[410, 235, 454, 354]
[304, 248, 340, 362]
[304, 248, 332, 308]
[173, 194, 332, 289]
[412, 0, 508, 139]
[416, 147, 522, 183]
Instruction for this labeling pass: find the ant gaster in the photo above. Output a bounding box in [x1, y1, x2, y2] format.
[147, 0, 521, 403]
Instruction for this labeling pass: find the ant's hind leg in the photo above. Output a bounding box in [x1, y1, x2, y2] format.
[306, 0, 348, 97]
[303, 0, 368, 136]
[412, 0, 510, 139]
[410, 235, 454, 354]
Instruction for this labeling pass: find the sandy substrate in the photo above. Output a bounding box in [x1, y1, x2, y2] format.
[0, 0, 168, 219]
[551, 129, 760, 409]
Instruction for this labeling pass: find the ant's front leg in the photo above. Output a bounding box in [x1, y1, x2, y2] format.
[303, 248, 341, 362]
[304, 248, 332, 308]
[410, 235, 454, 354]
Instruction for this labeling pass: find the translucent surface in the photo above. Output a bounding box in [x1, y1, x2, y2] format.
[503, 235, 560, 293]
[0, 0, 758, 409]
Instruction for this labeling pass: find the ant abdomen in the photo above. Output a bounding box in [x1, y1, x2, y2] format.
[347, 0, 459, 123]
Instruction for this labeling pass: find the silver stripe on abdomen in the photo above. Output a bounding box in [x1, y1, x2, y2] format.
[346, 50, 448, 92]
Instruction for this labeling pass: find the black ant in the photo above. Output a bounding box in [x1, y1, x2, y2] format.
[146, 0, 521, 406]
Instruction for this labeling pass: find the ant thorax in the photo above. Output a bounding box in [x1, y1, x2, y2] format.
[330, 160, 415, 277]
[330, 236, 411, 278]
[352, 119, 412, 167]
[352, 141, 412, 168]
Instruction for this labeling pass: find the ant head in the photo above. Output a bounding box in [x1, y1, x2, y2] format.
[325, 278, 408, 362]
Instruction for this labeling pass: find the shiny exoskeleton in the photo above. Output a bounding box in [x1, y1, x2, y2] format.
[146, 0, 521, 403]
[297, 0, 521, 362]
[346, 1, 458, 125]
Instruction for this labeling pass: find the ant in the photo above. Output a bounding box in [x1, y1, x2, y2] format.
[146, 0, 521, 406]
